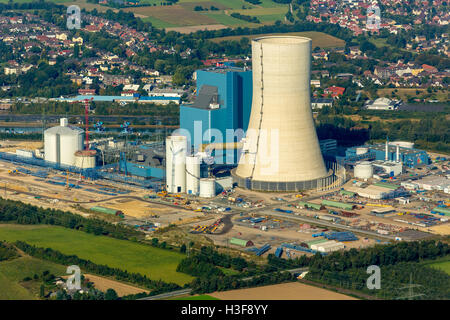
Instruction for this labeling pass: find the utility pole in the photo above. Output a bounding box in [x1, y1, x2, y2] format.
[396, 273, 424, 300]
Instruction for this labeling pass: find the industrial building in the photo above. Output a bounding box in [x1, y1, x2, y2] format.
[364, 97, 401, 110]
[346, 183, 409, 200]
[410, 176, 450, 193]
[233, 36, 337, 192]
[346, 142, 429, 168]
[44, 118, 85, 167]
[179, 66, 252, 163]
[319, 139, 337, 155]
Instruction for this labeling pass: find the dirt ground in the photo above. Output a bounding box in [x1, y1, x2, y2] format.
[210, 282, 357, 300]
[83, 274, 148, 297]
[428, 224, 450, 235]
[0, 140, 43, 153]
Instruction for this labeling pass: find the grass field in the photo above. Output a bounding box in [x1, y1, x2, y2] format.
[377, 88, 449, 102]
[424, 257, 450, 275]
[0, 224, 193, 285]
[202, 11, 259, 27]
[124, 5, 219, 27]
[0, 256, 66, 300]
[211, 31, 346, 49]
[54, 0, 290, 29]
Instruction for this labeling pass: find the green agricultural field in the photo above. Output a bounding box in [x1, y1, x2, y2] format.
[0, 224, 193, 285]
[202, 11, 259, 27]
[427, 260, 450, 275]
[0, 256, 66, 300]
[211, 31, 346, 49]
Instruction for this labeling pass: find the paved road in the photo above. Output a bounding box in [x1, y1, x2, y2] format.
[138, 288, 192, 300]
[140, 267, 309, 300]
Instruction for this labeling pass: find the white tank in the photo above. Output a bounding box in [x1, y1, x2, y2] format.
[356, 147, 369, 155]
[44, 119, 84, 166]
[74, 150, 97, 168]
[354, 161, 373, 179]
[390, 141, 414, 149]
[235, 36, 327, 187]
[199, 178, 216, 198]
[186, 155, 200, 195]
[166, 135, 187, 193]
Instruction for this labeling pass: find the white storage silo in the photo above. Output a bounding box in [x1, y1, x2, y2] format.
[199, 178, 216, 198]
[74, 150, 97, 168]
[44, 118, 84, 166]
[354, 161, 373, 180]
[166, 135, 187, 193]
[186, 155, 200, 195]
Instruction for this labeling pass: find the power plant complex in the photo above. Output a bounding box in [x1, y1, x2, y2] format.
[169, 36, 345, 195]
[0, 35, 435, 200]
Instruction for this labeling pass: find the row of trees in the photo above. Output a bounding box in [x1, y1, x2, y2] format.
[307, 261, 450, 300]
[11, 101, 180, 121]
[176, 246, 249, 278]
[15, 240, 182, 294]
[0, 197, 139, 240]
[0, 241, 18, 262]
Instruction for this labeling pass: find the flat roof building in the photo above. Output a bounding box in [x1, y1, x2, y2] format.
[180, 66, 252, 163]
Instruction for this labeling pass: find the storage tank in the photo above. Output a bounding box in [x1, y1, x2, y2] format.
[44, 118, 84, 166]
[354, 161, 373, 179]
[356, 147, 369, 155]
[234, 36, 329, 191]
[390, 141, 414, 149]
[186, 155, 200, 195]
[199, 178, 216, 198]
[74, 150, 96, 168]
[166, 135, 187, 193]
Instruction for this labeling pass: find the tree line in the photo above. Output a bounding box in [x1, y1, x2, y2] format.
[0, 197, 140, 240]
[14, 240, 182, 295]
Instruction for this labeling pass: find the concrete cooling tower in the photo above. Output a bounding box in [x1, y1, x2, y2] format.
[233, 36, 334, 192]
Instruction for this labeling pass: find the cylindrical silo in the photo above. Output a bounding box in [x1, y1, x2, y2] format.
[186, 155, 200, 195]
[354, 161, 373, 179]
[234, 36, 327, 191]
[44, 119, 84, 166]
[166, 135, 187, 193]
[199, 178, 216, 198]
[74, 150, 97, 168]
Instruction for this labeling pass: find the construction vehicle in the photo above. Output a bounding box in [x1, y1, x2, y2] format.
[157, 191, 168, 197]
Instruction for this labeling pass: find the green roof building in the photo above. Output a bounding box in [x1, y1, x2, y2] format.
[229, 238, 254, 247]
[321, 199, 355, 210]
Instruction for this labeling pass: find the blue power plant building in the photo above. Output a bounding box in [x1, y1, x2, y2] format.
[180, 66, 252, 164]
[346, 143, 429, 168]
